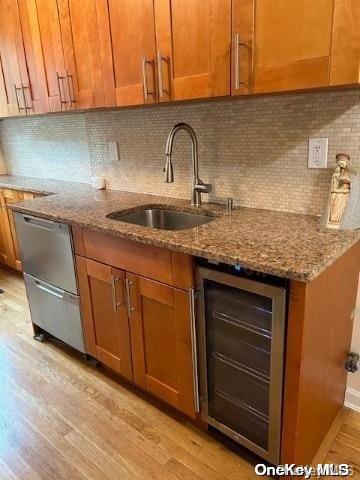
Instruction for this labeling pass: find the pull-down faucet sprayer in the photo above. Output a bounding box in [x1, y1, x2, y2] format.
[164, 123, 211, 207]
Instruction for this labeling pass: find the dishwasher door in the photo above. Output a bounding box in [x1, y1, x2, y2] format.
[14, 212, 78, 294]
[24, 273, 85, 353]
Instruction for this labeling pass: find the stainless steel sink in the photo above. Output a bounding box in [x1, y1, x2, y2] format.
[106, 207, 215, 231]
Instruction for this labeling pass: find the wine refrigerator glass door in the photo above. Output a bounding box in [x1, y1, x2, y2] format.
[196, 267, 286, 464]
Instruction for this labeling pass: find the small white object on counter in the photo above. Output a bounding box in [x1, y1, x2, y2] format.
[92, 176, 106, 190]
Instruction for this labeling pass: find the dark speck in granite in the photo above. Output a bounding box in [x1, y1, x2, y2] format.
[1, 175, 359, 283]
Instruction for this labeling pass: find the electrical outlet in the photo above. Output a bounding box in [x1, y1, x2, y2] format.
[109, 141, 120, 162]
[308, 138, 328, 169]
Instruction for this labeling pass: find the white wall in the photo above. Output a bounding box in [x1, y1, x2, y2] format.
[345, 276, 360, 411]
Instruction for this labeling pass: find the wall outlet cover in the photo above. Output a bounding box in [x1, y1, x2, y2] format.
[308, 138, 328, 169]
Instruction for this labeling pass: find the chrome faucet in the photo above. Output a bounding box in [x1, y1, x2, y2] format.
[164, 123, 211, 207]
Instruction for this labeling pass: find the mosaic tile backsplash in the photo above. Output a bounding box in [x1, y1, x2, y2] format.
[1, 90, 360, 216]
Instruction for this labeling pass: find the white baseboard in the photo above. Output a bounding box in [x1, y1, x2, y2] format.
[344, 387, 360, 413]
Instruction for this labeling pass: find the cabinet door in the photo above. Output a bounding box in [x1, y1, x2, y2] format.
[253, 0, 334, 93]
[0, 0, 28, 116]
[231, 0, 254, 96]
[0, 56, 9, 117]
[0, 192, 11, 265]
[17, 0, 50, 114]
[76, 257, 133, 380]
[57, 0, 114, 110]
[0, 191, 17, 269]
[35, 0, 70, 112]
[107, 0, 157, 106]
[155, 0, 231, 101]
[3, 189, 38, 272]
[127, 273, 196, 417]
[330, 0, 360, 86]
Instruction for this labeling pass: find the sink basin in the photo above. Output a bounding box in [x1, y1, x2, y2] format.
[107, 207, 215, 231]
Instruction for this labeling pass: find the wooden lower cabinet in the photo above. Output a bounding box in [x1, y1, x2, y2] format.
[127, 273, 195, 417]
[0, 188, 39, 271]
[76, 255, 196, 418]
[76, 257, 133, 381]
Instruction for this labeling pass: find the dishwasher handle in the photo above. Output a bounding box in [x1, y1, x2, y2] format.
[35, 280, 64, 299]
[20, 214, 70, 235]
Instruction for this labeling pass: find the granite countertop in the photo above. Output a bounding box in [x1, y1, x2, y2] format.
[1, 175, 359, 282]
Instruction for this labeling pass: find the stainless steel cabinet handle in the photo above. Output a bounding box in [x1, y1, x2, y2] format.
[14, 85, 25, 112]
[234, 33, 246, 90]
[111, 276, 124, 312]
[21, 85, 33, 113]
[66, 72, 76, 105]
[125, 278, 136, 317]
[142, 56, 154, 101]
[189, 288, 200, 413]
[57, 72, 68, 107]
[157, 51, 168, 99]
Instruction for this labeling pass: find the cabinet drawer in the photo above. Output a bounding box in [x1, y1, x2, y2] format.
[73, 227, 193, 290]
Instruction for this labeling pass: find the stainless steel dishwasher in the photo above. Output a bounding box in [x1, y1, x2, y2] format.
[196, 261, 287, 464]
[14, 212, 85, 353]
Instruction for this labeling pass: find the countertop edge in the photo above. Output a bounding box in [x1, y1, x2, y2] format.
[9, 202, 359, 283]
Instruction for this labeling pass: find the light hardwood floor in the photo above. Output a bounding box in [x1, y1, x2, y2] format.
[0, 267, 359, 479]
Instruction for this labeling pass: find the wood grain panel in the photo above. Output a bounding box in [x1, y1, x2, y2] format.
[82, 228, 193, 290]
[281, 241, 360, 464]
[0, 0, 28, 116]
[330, 0, 360, 86]
[254, 57, 331, 93]
[128, 273, 196, 418]
[158, 0, 231, 101]
[57, 0, 112, 109]
[0, 56, 9, 117]
[254, 0, 333, 93]
[17, 0, 50, 114]
[107, 0, 157, 106]
[75, 256, 133, 380]
[36, 0, 69, 112]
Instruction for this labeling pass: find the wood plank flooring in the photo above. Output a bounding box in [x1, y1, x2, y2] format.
[0, 267, 359, 479]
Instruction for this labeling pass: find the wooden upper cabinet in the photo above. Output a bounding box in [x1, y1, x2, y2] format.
[0, 1, 29, 115]
[127, 273, 196, 418]
[253, 0, 334, 93]
[76, 257, 133, 380]
[330, 0, 360, 86]
[107, 0, 157, 106]
[231, 0, 254, 96]
[155, 0, 232, 101]
[16, 0, 50, 114]
[0, 57, 9, 117]
[35, 0, 70, 112]
[57, 0, 115, 110]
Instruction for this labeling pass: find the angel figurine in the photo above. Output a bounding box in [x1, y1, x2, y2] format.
[327, 153, 351, 228]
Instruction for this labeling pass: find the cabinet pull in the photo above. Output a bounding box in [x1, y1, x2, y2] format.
[189, 288, 200, 413]
[157, 51, 168, 99]
[234, 33, 246, 90]
[66, 72, 76, 106]
[125, 278, 136, 317]
[111, 276, 124, 312]
[142, 56, 154, 101]
[21, 85, 33, 113]
[14, 85, 25, 112]
[57, 72, 68, 107]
